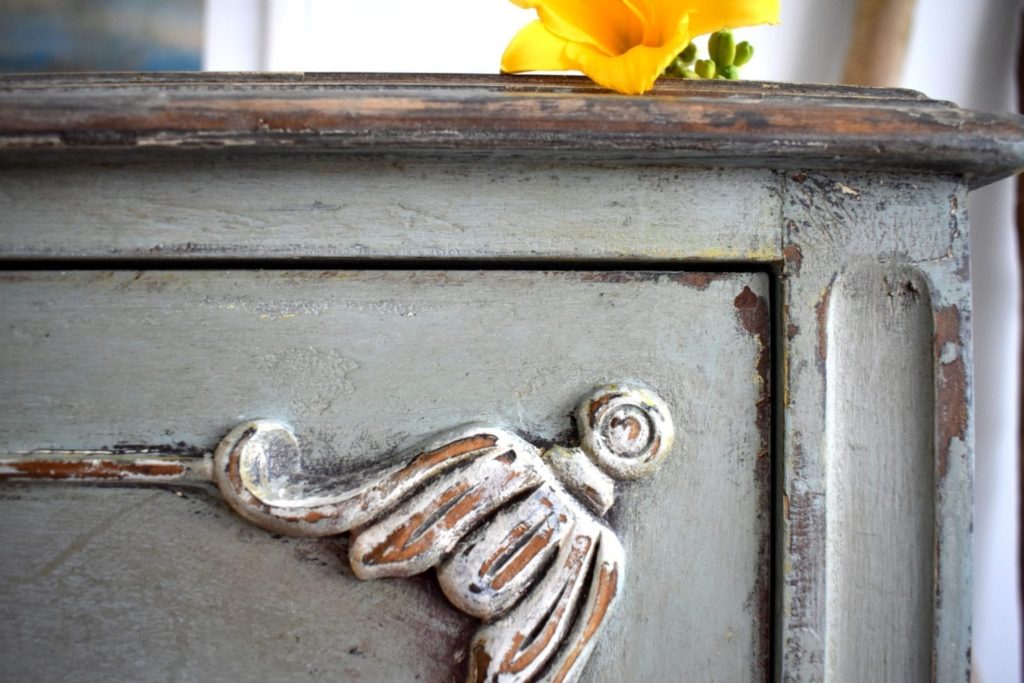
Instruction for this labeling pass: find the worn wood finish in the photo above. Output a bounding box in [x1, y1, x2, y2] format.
[0, 160, 780, 262]
[0, 73, 1014, 682]
[0, 451, 212, 488]
[0, 74, 1022, 188]
[778, 172, 972, 682]
[0, 270, 771, 681]
[198, 384, 671, 682]
[825, 265, 935, 680]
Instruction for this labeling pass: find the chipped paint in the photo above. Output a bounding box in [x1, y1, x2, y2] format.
[693, 244, 781, 262]
[0, 452, 212, 487]
[549, 561, 620, 683]
[836, 183, 861, 198]
[212, 385, 670, 681]
[734, 285, 771, 460]
[779, 170, 974, 681]
[933, 306, 968, 481]
[578, 271, 730, 289]
[815, 283, 833, 364]
[733, 284, 773, 667]
[671, 272, 725, 290]
[784, 243, 804, 275]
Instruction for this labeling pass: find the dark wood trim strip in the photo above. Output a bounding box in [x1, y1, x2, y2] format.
[0, 74, 1021, 188]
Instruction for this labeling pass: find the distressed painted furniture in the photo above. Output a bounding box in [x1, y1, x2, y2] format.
[0, 74, 1022, 682]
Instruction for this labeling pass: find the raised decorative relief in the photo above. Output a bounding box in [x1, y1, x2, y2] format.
[1, 383, 675, 683]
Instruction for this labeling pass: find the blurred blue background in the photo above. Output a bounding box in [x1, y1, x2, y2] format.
[0, 0, 201, 71]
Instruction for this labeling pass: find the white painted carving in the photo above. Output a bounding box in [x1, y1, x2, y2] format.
[214, 383, 674, 683]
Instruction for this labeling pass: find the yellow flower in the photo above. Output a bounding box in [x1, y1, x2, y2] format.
[501, 0, 781, 95]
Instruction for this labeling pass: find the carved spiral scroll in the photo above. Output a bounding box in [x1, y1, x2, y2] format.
[210, 382, 675, 683]
[577, 385, 675, 479]
[2, 381, 679, 683]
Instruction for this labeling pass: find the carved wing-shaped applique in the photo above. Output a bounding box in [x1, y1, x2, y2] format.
[213, 421, 544, 539]
[6, 384, 673, 683]
[207, 383, 672, 683]
[466, 520, 625, 683]
[348, 446, 545, 580]
[437, 483, 575, 621]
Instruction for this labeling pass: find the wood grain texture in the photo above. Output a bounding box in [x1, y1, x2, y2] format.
[0, 74, 1021, 188]
[0, 269, 770, 681]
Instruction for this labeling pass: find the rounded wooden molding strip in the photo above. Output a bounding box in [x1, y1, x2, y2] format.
[0, 73, 1021, 188]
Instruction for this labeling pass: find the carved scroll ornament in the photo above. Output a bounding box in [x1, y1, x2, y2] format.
[2, 384, 675, 683]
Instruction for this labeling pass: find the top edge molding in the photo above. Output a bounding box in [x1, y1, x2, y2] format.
[1, 73, 1021, 187]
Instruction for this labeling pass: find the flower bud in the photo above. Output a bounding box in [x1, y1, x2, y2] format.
[712, 30, 736, 67]
[695, 59, 716, 79]
[734, 41, 754, 67]
[679, 42, 697, 64]
[662, 59, 682, 77]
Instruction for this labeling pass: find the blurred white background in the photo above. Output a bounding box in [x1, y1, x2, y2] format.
[205, 1, 1022, 680]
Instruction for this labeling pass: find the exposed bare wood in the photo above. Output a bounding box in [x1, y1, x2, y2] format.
[779, 172, 972, 681]
[0, 72, 1016, 681]
[0, 268, 773, 680]
[0, 74, 1021, 187]
[211, 386, 671, 683]
[0, 451, 212, 488]
[0, 380, 677, 682]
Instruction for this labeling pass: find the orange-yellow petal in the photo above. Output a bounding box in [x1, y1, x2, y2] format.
[683, 0, 781, 36]
[618, 0, 651, 44]
[563, 18, 691, 95]
[501, 20, 574, 73]
[511, 0, 644, 56]
[501, 0, 782, 95]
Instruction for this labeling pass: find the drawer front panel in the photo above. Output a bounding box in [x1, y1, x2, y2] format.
[0, 160, 781, 262]
[0, 270, 770, 681]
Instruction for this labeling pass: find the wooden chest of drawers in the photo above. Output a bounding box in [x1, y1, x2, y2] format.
[0, 74, 1021, 682]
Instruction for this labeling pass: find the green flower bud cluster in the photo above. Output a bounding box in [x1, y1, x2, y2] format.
[663, 41, 699, 79]
[663, 29, 755, 81]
